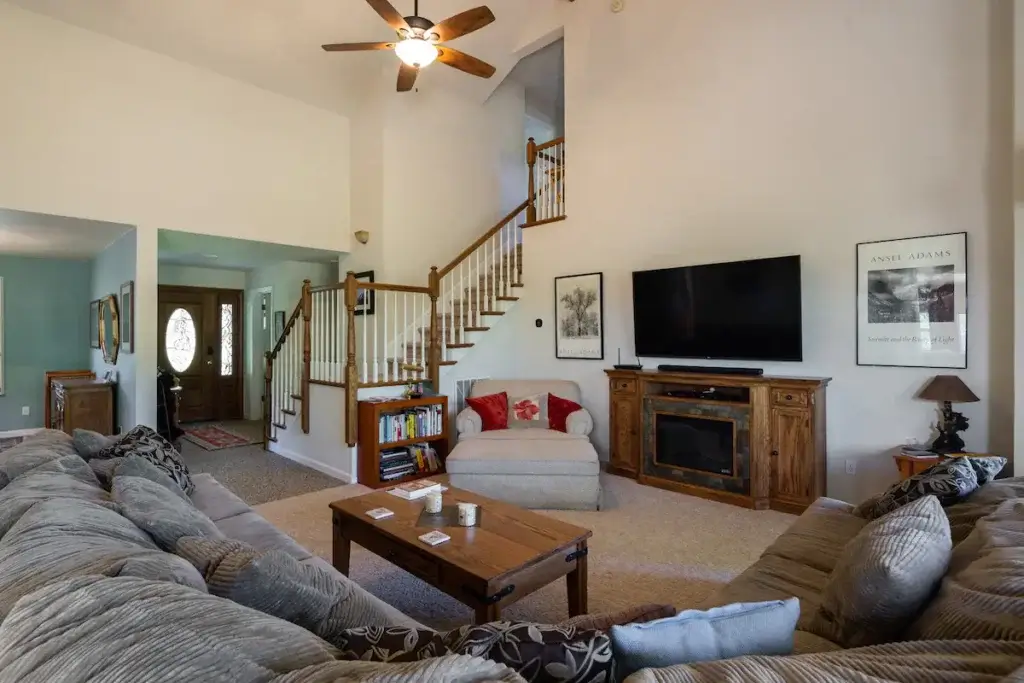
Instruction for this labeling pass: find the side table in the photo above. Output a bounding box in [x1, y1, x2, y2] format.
[893, 453, 943, 481]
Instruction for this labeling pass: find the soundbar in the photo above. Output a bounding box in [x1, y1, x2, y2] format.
[657, 364, 764, 376]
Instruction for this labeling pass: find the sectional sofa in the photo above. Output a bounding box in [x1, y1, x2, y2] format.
[0, 429, 1021, 682]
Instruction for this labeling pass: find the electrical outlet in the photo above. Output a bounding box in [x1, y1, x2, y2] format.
[845, 460, 856, 475]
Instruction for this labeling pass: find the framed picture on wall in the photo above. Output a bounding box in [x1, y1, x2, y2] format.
[354, 270, 375, 316]
[856, 232, 967, 368]
[89, 300, 100, 349]
[555, 272, 604, 360]
[119, 280, 134, 354]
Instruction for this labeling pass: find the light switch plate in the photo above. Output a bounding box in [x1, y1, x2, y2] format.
[21, 406, 30, 416]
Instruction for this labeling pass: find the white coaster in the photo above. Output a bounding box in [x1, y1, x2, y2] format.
[366, 507, 394, 520]
[418, 530, 451, 546]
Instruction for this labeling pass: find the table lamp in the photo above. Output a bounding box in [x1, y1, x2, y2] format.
[917, 375, 979, 454]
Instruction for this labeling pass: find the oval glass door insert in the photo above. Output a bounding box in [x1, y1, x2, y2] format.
[166, 308, 197, 372]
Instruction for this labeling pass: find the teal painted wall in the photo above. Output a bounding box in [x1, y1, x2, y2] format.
[0, 255, 92, 430]
[91, 230, 137, 433]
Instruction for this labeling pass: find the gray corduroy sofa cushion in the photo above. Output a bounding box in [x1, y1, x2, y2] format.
[0, 430, 78, 487]
[176, 537, 427, 637]
[189, 472, 251, 522]
[909, 499, 1024, 641]
[0, 463, 113, 538]
[112, 474, 224, 551]
[809, 495, 952, 648]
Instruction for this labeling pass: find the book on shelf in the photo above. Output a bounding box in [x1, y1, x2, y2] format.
[378, 404, 444, 444]
[388, 479, 442, 500]
[377, 443, 441, 481]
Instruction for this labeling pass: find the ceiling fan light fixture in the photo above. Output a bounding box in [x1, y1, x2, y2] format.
[395, 37, 438, 68]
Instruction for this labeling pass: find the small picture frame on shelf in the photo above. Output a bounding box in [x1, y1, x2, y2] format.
[119, 280, 134, 354]
[554, 272, 604, 360]
[856, 232, 967, 368]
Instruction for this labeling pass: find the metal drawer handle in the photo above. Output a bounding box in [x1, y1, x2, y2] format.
[566, 547, 589, 562]
[464, 584, 515, 605]
[785, 394, 793, 400]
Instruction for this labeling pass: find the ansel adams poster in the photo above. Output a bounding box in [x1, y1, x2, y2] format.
[857, 232, 966, 368]
[555, 272, 604, 360]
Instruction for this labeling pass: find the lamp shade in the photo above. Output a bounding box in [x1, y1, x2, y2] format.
[918, 375, 979, 403]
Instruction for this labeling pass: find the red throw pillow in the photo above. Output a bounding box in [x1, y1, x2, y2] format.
[466, 392, 509, 431]
[548, 393, 582, 433]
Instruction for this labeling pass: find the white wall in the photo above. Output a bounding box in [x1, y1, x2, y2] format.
[377, 81, 529, 285]
[0, 3, 352, 427]
[90, 230, 137, 432]
[158, 265, 248, 290]
[498, 0, 1014, 503]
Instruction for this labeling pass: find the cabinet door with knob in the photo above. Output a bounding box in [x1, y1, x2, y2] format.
[609, 394, 640, 477]
[770, 405, 814, 511]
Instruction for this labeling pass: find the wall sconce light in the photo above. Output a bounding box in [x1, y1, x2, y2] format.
[354, 230, 370, 245]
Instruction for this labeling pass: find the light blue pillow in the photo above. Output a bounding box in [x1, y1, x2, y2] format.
[610, 597, 800, 679]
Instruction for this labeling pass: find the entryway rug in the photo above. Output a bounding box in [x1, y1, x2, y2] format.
[182, 424, 260, 451]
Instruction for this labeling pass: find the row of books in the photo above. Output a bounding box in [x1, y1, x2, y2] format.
[379, 444, 441, 481]
[379, 405, 443, 444]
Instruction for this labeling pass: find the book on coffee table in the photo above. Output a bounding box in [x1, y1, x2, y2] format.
[388, 479, 442, 500]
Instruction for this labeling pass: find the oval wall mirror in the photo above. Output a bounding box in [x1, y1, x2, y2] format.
[99, 294, 120, 365]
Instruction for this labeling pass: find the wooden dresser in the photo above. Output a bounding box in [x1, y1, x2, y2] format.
[51, 378, 116, 436]
[606, 369, 829, 514]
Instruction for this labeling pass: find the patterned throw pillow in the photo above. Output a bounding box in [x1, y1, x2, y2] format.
[854, 457, 978, 520]
[465, 392, 509, 431]
[97, 426, 194, 494]
[332, 626, 449, 662]
[443, 621, 613, 683]
[961, 455, 1007, 485]
[508, 393, 548, 429]
[548, 394, 583, 433]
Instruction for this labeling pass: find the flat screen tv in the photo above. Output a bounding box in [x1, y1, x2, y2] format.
[632, 255, 803, 362]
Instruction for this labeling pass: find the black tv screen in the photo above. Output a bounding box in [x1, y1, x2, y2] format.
[632, 255, 803, 362]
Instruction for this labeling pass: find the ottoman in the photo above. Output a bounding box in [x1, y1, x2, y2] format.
[446, 430, 601, 511]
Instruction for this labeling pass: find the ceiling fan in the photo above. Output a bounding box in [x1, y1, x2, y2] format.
[322, 0, 497, 92]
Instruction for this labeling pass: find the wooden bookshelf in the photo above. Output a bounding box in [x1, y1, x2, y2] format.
[357, 395, 449, 489]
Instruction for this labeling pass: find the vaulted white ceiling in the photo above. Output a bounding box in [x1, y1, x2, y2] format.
[0, 209, 133, 259]
[8, 0, 546, 115]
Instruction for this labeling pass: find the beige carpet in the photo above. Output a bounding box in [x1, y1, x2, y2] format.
[255, 473, 795, 630]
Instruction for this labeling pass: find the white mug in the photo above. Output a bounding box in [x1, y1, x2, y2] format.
[457, 502, 478, 526]
[424, 492, 443, 514]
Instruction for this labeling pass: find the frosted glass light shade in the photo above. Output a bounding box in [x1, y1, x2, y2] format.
[395, 38, 438, 68]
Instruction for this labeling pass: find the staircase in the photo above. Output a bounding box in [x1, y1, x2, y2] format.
[262, 136, 566, 453]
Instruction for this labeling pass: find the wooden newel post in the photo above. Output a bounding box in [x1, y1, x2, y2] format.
[300, 279, 312, 434]
[344, 271, 359, 447]
[428, 266, 441, 391]
[526, 137, 537, 224]
[263, 351, 273, 449]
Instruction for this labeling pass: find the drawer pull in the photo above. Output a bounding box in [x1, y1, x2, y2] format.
[785, 394, 793, 400]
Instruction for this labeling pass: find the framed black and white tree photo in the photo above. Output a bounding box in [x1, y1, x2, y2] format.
[555, 272, 604, 360]
[857, 232, 967, 368]
[354, 270, 375, 316]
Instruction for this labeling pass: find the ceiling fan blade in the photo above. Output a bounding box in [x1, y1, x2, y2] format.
[322, 41, 395, 52]
[366, 0, 410, 33]
[397, 63, 419, 92]
[436, 47, 496, 79]
[428, 6, 495, 42]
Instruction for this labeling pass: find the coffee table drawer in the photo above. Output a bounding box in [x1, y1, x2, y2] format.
[374, 536, 439, 584]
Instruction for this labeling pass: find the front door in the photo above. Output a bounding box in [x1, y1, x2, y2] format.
[158, 285, 243, 423]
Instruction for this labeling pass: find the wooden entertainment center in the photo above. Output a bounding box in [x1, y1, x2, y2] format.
[605, 369, 829, 514]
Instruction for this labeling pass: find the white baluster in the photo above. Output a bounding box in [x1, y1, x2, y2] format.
[420, 295, 427, 376]
[459, 261, 465, 342]
[373, 291, 379, 383]
[361, 288, 368, 383]
[392, 291, 399, 382]
[492, 233, 499, 307]
[402, 293, 408, 381]
[441, 274, 447, 362]
[475, 249, 481, 328]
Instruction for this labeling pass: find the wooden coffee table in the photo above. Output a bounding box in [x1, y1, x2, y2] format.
[330, 484, 592, 624]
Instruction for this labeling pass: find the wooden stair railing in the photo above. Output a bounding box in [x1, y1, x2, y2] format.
[263, 282, 309, 449]
[526, 136, 566, 228]
[265, 136, 564, 456]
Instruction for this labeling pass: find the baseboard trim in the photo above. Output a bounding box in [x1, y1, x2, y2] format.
[268, 443, 353, 484]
